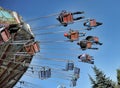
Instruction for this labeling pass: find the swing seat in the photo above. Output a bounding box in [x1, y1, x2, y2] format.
[87, 41, 92, 48]
[61, 13, 73, 24]
[0, 26, 11, 44]
[70, 31, 79, 41]
[25, 41, 40, 55]
[90, 19, 97, 26]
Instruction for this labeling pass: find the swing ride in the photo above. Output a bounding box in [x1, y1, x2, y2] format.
[0, 6, 103, 88]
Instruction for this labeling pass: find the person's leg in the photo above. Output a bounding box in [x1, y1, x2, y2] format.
[86, 27, 92, 30]
[95, 42, 103, 45]
[86, 36, 93, 41]
[79, 32, 86, 37]
[72, 11, 84, 15]
[73, 16, 85, 21]
[96, 22, 103, 26]
[89, 47, 98, 50]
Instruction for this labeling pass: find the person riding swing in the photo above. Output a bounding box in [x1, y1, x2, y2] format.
[57, 10, 85, 27]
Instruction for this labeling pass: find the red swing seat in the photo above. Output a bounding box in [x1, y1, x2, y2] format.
[24, 41, 40, 55]
[62, 13, 73, 23]
[90, 19, 97, 26]
[70, 31, 79, 41]
[0, 26, 11, 44]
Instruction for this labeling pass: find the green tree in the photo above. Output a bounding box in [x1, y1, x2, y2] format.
[89, 66, 115, 88]
[117, 69, 120, 88]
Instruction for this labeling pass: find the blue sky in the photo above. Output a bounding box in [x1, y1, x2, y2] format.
[0, 0, 120, 88]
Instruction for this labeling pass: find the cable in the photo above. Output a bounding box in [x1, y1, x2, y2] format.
[31, 19, 89, 31]
[13, 86, 22, 88]
[25, 13, 59, 22]
[34, 29, 86, 35]
[39, 52, 80, 57]
[39, 40, 74, 44]
[37, 54, 73, 62]
[0, 51, 78, 67]
[18, 80, 39, 88]
[35, 30, 66, 35]
[40, 47, 81, 50]
[32, 23, 62, 31]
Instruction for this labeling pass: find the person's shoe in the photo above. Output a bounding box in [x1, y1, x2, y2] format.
[75, 11, 85, 14]
[81, 16, 85, 19]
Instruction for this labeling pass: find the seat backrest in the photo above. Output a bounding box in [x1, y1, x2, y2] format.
[1, 28, 10, 42]
[33, 42, 40, 53]
[90, 19, 97, 26]
[63, 13, 73, 23]
[70, 32, 79, 40]
[87, 41, 92, 48]
[25, 44, 35, 55]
